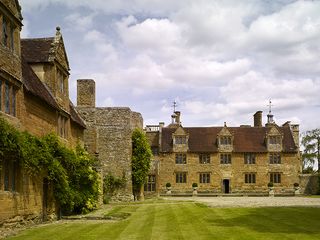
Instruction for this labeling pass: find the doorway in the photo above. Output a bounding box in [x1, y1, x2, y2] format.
[223, 179, 230, 194]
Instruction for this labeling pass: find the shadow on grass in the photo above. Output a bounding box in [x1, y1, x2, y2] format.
[206, 207, 320, 235]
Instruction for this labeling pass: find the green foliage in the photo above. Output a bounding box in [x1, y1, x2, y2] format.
[192, 182, 198, 188]
[131, 128, 152, 195]
[302, 129, 320, 172]
[268, 182, 274, 188]
[165, 182, 171, 188]
[103, 174, 126, 203]
[0, 118, 100, 214]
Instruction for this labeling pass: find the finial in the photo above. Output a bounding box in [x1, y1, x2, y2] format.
[56, 26, 61, 32]
[224, 122, 227, 127]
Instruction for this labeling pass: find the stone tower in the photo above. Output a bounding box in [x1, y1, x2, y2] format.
[76, 79, 143, 201]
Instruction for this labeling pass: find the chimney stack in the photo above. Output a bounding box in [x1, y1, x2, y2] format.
[253, 111, 262, 127]
[77, 79, 95, 108]
[174, 111, 181, 125]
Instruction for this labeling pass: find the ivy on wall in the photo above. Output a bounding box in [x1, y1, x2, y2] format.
[0, 118, 100, 214]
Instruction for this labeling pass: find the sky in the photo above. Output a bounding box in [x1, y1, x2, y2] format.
[19, 0, 320, 133]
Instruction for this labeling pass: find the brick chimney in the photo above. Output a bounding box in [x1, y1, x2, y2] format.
[291, 124, 300, 149]
[253, 111, 262, 127]
[77, 79, 95, 108]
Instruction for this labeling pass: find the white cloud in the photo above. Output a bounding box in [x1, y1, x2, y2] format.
[65, 12, 96, 32]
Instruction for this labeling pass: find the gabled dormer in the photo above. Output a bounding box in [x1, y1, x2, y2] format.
[266, 125, 283, 152]
[217, 123, 233, 152]
[21, 27, 70, 112]
[172, 125, 189, 152]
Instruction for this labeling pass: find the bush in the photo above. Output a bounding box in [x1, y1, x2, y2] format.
[268, 182, 274, 188]
[166, 182, 171, 188]
[192, 183, 198, 188]
[293, 182, 299, 188]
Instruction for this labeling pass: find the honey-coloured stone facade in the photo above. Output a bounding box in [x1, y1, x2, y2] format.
[146, 111, 302, 195]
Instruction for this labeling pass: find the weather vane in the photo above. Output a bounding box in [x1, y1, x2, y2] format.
[172, 101, 178, 112]
[268, 99, 274, 114]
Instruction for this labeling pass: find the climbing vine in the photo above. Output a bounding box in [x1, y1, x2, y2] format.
[0, 118, 100, 214]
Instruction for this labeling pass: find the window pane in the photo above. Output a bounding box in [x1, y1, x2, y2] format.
[5, 82, 10, 114]
[12, 88, 16, 116]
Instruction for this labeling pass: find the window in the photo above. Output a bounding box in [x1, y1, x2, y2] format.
[2, 17, 15, 51]
[245, 173, 256, 184]
[220, 153, 231, 164]
[199, 173, 210, 183]
[220, 136, 232, 145]
[175, 153, 186, 164]
[269, 136, 281, 144]
[2, 17, 8, 46]
[58, 115, 68, 138]
[144, 175, 156, 192]
[270, 172, 281, 183]
[175, 136, 186, 144]
[10, 25, 14, 50]
[244, 153, 256, 164]
[57, 69, 65, 94]
[1, 157, 18, 192]
[5, 81, 10, 114]
[176, 172, 187, 183]
[269, 153, 281, 164]
[0, 81, 17, 116]
[11, 88, 16, 116]
[199, 154, 210, 164]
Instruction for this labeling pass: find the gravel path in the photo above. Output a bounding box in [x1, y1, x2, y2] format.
[166, 196, 320, 208]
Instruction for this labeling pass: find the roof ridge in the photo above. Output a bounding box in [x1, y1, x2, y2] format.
[21, 37, 54, 41]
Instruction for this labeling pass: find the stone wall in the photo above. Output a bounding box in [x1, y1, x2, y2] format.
[77, 106, 143, 201]
[299, 174, 319, 195]
[151, 151, 301, 195]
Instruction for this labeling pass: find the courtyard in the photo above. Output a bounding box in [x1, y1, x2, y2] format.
[5, 196, 320, 240]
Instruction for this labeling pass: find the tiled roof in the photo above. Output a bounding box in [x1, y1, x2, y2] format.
[21, 38, 54, 63]
[69, 102, 86, 129]
[21, 56, 60, 110]
[160, 126, 297, 153]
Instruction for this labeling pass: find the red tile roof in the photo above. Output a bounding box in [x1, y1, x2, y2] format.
[160, 125, 297, 153]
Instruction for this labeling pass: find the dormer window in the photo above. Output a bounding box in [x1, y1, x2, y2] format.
[269, 136, 281, 145]
[220, 136, 232, 145]
[175, 136, 186, 144]
[57, 69, 66, 94]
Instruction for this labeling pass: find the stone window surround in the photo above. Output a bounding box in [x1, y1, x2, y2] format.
[0, 78, 17, 117]
[1, 14, 15, 51]
[220, 136, 232, 145]
[174, 135, 187, 145]
[58, 114, 68, 139]
[144, 174, 156, 192]
[175, 172, 187, 183]
[269, 152, 281, 164]
[199, 154, 210, 164]
[175, 153, 187, 164]
[245, 172, 256, 184]
[244, 153, 256, 164]
[269, 135, 282, 145]
[270, 172, 281, 184]
[220, 153, 232, 164]
[199, 172, 210, 183]
[56, 67, 67, 95]
[0, 156, 19, 192]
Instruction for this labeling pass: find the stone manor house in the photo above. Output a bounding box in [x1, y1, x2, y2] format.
[145, 111, 301, 195]
[0, 0, 142, 225]
[0, 0, 305, 228]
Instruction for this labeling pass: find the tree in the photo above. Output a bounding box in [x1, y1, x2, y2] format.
[131, 128, 152, 200]
[302, 129, 320, 173]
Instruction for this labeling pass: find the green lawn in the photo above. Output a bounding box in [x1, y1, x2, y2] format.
[8, 201, 320, 240]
